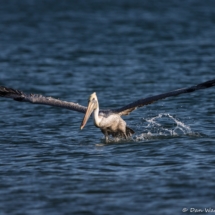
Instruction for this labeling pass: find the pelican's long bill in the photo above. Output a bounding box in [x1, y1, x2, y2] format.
[80, 100, 96, 130]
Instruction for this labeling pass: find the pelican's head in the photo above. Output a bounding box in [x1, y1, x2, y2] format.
[88, 92, 97, 102]
[80, 92, 98, 130]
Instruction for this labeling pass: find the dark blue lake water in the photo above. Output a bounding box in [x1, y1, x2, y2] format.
[0, 0, 215, 214]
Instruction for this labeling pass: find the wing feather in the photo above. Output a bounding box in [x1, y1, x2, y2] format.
[0, 86, 87, 113]
[112, 79, 215, 116]
[1, 79, 215, 117]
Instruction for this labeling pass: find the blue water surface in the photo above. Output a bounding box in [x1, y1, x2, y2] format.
[0, 0, 215, 214]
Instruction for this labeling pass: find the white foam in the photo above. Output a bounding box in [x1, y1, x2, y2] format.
[135, 113, 194, 141]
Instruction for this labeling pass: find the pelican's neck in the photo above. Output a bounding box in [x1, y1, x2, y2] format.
[93, 101, 101, 127]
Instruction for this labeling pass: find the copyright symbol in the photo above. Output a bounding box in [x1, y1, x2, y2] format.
[182, 208, 188, 212]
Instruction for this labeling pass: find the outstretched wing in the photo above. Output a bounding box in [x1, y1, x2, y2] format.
[112, 79, 215, 116]
[0, 86, 87, 113]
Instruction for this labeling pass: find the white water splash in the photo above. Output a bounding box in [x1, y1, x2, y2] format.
[135, 113, 194, 141]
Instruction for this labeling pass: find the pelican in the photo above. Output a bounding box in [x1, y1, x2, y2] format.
[0, 79, 215, 142]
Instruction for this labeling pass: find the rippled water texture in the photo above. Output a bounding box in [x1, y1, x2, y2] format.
[0, 0, 215, 214]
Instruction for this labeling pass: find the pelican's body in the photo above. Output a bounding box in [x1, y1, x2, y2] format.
[0, 79, 215, 142]
[96, 112, 134, 139]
